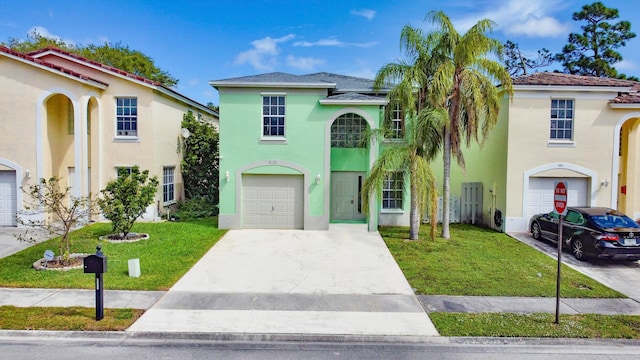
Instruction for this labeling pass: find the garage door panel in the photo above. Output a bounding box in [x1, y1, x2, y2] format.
[242, 175, 303, 229]
[528, 177, 587, 217]
[0, 171, 17, 226]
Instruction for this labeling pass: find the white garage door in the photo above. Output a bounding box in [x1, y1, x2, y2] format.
[242, 175, 303, 229]
[0, 171, 17, 226]
[528, 177, 588, 217]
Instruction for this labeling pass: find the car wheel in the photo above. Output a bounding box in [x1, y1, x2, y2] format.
[531, 222, 542, 240]
[571, 239, 586, 261]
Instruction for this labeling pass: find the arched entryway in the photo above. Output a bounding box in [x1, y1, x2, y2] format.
[616, 116, 640, 216]
[328, 112, 370, 222]
[43, 94, 76, 190]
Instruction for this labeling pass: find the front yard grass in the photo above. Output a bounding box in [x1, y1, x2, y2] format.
[381, 224, 623, 298]
[0, 306, 142, 331]
[0, 217, 225, 290]
[430, 312, 640, 338]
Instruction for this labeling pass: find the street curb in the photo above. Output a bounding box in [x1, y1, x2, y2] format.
[2, 330, 640, 347]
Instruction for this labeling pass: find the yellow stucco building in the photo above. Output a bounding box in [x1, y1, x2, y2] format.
[0, 46, 217, 226]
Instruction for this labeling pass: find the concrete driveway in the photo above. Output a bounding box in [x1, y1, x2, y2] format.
[510, 232, 640, 299]
[128, 224, 438, 338]
[0, 227, 50, 259]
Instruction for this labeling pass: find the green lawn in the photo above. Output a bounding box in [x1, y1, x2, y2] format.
[380, 224, 623, 298]
[0, 306, 142, 331]
[430, 312, 640, 338]
[0, 218, 226, 290]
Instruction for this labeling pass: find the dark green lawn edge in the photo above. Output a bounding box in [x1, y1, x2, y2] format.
[0, 306, 143, 331]
[430, 312, 640, 338]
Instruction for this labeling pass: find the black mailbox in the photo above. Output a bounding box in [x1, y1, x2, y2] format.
[84, 253, 107, 273]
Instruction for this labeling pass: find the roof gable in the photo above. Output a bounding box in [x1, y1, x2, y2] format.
[211, 71, 382, 93]
[21, 46, 216, 116]
[513, 72, 638, 87]
[0, 46, 108, 88]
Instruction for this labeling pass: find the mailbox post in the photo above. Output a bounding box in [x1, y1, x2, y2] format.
[84, 246, 107, 320]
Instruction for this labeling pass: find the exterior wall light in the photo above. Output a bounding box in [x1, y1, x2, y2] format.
[601, 179, 609, 188]
[315, 174, 321, 185]
[225, 170, 230, 183]
[25, 169, 30, 179]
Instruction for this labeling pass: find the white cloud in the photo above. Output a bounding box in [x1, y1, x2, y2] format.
[286, 55, 325, 71]
[616, 59, 637, 72]
[29, 26, 76, 45]
[234, 34, 295, 71]
[351, 9, 376, 21]
[452, 0, 570, 38]
[346, 68, 376, 80]
[293, 38, 377, 48]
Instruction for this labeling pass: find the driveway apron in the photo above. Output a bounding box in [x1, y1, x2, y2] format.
[128, 224, 438, 336]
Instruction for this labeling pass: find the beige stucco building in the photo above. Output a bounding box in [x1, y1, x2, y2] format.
[436, 72, 640, 233]
[0, 46, 218, 226]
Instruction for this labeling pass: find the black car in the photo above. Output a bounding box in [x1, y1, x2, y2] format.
[529, 207, 640, 261]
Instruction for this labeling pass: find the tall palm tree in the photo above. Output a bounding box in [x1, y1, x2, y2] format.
[363, 26, 443, 240]
[427, 11, 513, 238]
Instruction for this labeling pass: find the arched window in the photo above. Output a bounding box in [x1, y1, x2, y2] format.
[330, 113, 368, 148]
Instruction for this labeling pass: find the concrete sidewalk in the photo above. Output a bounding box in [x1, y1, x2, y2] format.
[418, 295, 640, 315]
[3, 287, 640, 316]
[0, 288, 164, 309]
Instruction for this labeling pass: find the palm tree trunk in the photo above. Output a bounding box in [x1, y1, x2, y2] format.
[442, 128, 451, 239]
[409, 161, 419, 240]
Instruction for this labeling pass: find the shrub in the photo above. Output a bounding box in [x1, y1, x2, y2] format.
[171, 197, 218, 220]
[98, 166, 158, 239]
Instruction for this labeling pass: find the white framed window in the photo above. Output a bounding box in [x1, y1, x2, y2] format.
[389, 104, 404, 139]
[116, 97, 138, 137]
[116, 167, 133, 178]
[330, 113, 368, 148]
[382, 173, 403, 210]
[262, 95, 285, 137]
[550, 99, 573, 140]
[163, 167, 175, 204]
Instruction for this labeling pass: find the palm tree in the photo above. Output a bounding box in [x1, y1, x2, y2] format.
[427, 11, 513, 238]
[362, 26, 443, 241]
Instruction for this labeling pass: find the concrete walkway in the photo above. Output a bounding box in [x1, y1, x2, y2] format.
[3, 287, 640, 316]
[127, 224, 438, 337]
[0, 288, 164, 309]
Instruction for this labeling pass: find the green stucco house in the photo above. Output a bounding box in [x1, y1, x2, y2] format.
[210, 72, 409, 231]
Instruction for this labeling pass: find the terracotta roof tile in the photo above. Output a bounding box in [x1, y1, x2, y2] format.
[513, 72, 638, 87]
[27, 46, 160, 86]
[0, 46, 108, 86]
[14, 46, 215, 114]
[610, 93, 640, 104]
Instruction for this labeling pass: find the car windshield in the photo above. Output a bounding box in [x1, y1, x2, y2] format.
[591, 214, 640, 229]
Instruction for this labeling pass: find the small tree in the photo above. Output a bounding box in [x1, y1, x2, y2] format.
[16, 177, 98, 265]
[181, 111, 220, 204]
[556, 1, 636, 78]
[98, 166, 158, 239]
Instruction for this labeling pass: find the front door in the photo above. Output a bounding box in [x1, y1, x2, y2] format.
[331, 172, 366, 221]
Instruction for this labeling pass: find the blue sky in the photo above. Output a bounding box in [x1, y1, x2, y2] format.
[1, 0, 639, 105]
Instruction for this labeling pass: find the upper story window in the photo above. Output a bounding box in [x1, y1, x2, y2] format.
[262, 96, 285, 137]
[163, 166, 175, 204]
[382, 172, 403, 210]
[116, 97, 138, 137]
[116, 167, 133, 178]
[550, 99, 573, 140]
[331, 113, 368, 148]
[388, 105, 404, 139]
